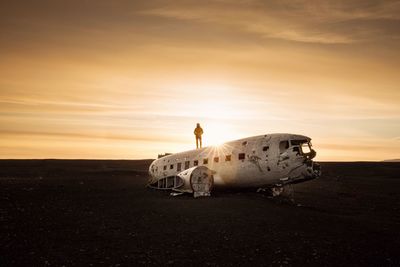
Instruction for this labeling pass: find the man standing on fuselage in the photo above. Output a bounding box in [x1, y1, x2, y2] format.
[194, 123, 203, 149]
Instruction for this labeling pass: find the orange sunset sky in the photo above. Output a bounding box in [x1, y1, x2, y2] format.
[0, 0, 399, 161]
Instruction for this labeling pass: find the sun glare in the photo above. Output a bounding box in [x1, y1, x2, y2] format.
[181, 83, 244, 146]
[202, 121, 239, 146]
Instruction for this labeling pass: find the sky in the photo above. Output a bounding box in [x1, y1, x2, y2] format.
[0, 0, 399, 161]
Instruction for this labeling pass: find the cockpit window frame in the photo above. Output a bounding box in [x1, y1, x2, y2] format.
[300, 142, 312, 154]
[290, 139, 308, 146]
[290, 139, 312, 155]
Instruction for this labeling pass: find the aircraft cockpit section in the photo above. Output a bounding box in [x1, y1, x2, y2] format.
[290, 139, 316, 160]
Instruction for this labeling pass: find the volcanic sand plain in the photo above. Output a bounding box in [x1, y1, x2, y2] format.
[0, 160, 399, 266]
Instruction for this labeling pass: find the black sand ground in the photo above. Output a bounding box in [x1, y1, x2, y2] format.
[0, 160, 399, 266]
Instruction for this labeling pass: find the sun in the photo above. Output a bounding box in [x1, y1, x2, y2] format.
[202, 121, 239, 146]
[186, 84, 244, 146]
[174, 82, 245, 147]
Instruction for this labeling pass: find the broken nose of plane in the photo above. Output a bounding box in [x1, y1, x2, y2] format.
[312, 162, 321, 178]
[304, 159, 321, 179]
[305, 149, 317, 160]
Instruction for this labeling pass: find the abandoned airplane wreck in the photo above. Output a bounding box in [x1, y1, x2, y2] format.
[148, 133, 321, 198]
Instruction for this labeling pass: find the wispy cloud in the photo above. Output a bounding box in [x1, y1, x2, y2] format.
[140, 0, 400, 44]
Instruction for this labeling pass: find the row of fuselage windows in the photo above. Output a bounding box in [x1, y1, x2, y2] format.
[163, 152, 248, 171]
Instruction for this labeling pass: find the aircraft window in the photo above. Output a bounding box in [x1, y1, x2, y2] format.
[238, 153, 245, 160]
[214, 157, 219, 163]
[301, 143, 311, 154]
[279, 141, 289, 153]
[163, 165, 167, 170]
[177, 162, 182, 171]
[170, 164, 174, 169]
[194, 160, 198, 166]
[203, 158, 208, 164]
[185, 161, 190, 170]
[225, 155, 231, 161]
[263, 146, 269, 151]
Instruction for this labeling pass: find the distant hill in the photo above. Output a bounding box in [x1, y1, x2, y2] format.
[382, 159, 400, 162]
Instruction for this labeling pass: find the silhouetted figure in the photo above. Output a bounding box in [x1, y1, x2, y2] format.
[194, 123, 203, 149]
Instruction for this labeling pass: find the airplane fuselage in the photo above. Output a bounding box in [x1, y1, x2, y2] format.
[148, 133, 321, 196]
